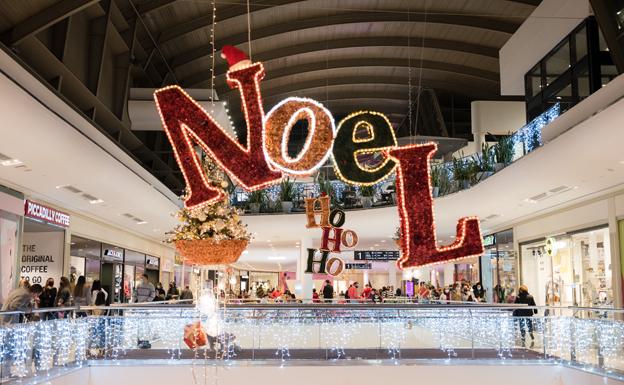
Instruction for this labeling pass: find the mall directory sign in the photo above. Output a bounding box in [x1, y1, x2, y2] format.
[354, 250, 399, 261]
[345, 263, 372, 270]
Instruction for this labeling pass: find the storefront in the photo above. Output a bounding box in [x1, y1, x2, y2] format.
[70, 234, 164, 303]
[520, 225, 613, 307]
[0, 186, 24, 303]
[481, 230, 518, 303]
[21, 200, 69, 287]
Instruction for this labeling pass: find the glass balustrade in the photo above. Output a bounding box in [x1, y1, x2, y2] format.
[1, 303, 623, 382]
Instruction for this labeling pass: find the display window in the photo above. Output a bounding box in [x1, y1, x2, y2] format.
[70, 236, 101, 285]
[21, 218, 66, 287]
[482, 230, 518, 303]
[520, 226, 613, 307]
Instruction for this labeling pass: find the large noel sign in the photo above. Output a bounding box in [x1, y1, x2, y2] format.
[154, 61, 483, 269]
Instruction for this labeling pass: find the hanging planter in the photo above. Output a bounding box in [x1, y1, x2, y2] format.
[175, 239, 249, 265]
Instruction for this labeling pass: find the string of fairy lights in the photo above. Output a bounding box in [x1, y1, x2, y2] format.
[1, 308, 624, 380]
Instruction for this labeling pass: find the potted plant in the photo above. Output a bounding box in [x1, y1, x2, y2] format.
[452, 156, 471, 190]
[494, 134, 514, 171]
[247, 190, 265, 214]
[317, 174, 337, 205]
[360, 185, 375, 208]
[279, 177, 295, 213]
[475, 143, 495, 181]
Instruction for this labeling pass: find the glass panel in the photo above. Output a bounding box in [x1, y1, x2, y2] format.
[123, 264, 135, 302]
[125, 249, 145, 266]
[70, 256, 85, 282]
[528, 64, 542, 96]
[578, 70, 590, 99]
[574, 27, 587, 61]
[545, 41, 570, 86]
[70, 235, 101, 259]
[520, 227, 612, 307]
[85, 258, 100, 284]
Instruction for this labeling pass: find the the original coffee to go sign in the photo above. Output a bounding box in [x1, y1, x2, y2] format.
[153, 45, 484, 269]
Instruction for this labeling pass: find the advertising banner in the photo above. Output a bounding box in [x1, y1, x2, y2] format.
[21, 231, 64, 285]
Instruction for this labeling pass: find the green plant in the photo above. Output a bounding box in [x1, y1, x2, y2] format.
[452, 155, 469, 181]
[248, 189, 266, 205]
[430, 165, 442, 188]
[494, 134, 514, 165]
[476, 142, 494, 172]
[360, 185, 375, 197]
[279, 177, 294, 202]
[317, 174, 337, 204]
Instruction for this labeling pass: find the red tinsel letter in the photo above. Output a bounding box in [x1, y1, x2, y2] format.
[388, 143, 484, 269]
[154, 63, 282, 209]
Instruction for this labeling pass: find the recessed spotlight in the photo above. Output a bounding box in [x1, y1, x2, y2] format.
[89, 199, 104, 204]
[242, 250, 249, 255]
[136, 221, 147, 225]
[1, 159, 22, 167]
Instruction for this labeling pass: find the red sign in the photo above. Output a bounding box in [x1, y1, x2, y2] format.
[24, 200, 70, 228]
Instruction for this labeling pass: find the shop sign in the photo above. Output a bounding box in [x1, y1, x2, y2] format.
[483, 234, 496, 247]
[21, 232, 64, 284]
[103, 248, 123, 261]
[146, 255, 160, 269]
[345, 263, 372, 270]
[24, 200, 70, 227]
[354, 250, 399, 261]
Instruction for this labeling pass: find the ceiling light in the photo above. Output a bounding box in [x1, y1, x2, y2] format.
[89, 199, 104, 205]
[1, 159, 23, 167]
[242, 250, 249, 254]
[374, 244, 379, 247]
[136, 221, 147, 225]
[380, 240, 386, 243]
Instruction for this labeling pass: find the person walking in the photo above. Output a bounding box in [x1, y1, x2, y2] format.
[513, 285, 538, 347]
[322, 279, 334, 303]
[55, 276, 72, 318]
[180, 285, 194, 300]
[347, 282, 359, 302]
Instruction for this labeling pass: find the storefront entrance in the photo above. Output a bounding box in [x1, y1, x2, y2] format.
[520, 226, 613, 307]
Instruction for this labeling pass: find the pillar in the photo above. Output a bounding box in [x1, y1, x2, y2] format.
[388, 262, 398, 290]
[607, 197, 623, 309]
[296, 237, 314, 301]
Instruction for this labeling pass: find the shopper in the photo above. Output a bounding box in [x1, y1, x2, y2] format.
[90, 280, 108, 305]
[167, 282, 180, 300]
[513, 285, 538, 347]
[155, 282, 166, 301]
[473, 282, 485, 302]
[180, 285, 194, 300]
[55, 276, 72, 319]
[322, 279, 334, 302]
[134, 274, 156, 303]
[39, 278, 57, 319]
[371, 289, 382, 303]
[361, 283, 372, 299]
[347, 282, 359, 302]
[1, 284, 43, 324]
[450, 283, 462, 302]
[312, 288, 320, 303]
[73, 276, 91, 314]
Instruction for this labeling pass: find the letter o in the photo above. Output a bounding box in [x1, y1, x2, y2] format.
[325, 257, 344, 276]
[264, 97, 335, 175]
[329, 209, 346, 228]
[341, 230, 359, 248]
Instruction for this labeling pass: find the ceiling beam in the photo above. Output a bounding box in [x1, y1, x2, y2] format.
[177, 36, 499, 75]
[136, 0, 177, 15]
[1, 0, 100, 46]
[187, 57, 498, 88]
[222, 75, 499, 103]
[170, 11, 518, 69]
[158, 0, 537, 46]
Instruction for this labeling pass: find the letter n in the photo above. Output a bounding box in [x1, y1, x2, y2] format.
[154, 63, 282, 209]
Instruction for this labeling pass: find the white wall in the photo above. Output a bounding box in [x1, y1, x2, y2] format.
[471, 101, 526, 136]
[42, 364, 624, 385]
[499, 0, 591, 95]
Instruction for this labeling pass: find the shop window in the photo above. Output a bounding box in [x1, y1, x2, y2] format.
[520, 227, 612, 307]
[545, 41, 571, 86]
[70, 236, 101, 284]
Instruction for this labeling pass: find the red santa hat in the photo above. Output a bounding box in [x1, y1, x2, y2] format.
[220, 45, 249, 67]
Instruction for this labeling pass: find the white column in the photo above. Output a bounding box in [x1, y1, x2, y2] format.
[296, 237, 314, 300]
[607, 197, 623, 309]
[388, 262, 398, 290]
[362, 270, 370, 286]
[443, 263, 455, 287]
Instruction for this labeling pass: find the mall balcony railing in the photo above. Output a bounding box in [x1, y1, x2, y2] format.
[1, 300, 623, 382]
[235, 104, 561, 214]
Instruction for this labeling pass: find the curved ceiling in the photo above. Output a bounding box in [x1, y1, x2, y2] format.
[135, 0, 537, 137]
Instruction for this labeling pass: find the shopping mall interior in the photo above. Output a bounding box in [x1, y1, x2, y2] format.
[1, 0, 624, 384]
